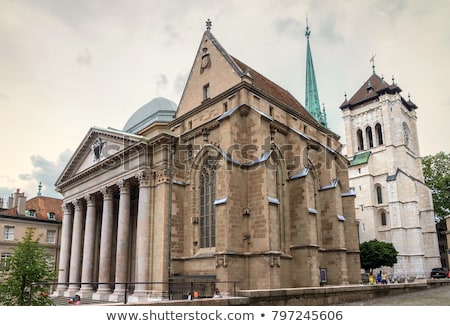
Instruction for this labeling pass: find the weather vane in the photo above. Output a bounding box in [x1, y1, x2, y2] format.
[206, 19, 212, 30]
[370, 54, 376, 73]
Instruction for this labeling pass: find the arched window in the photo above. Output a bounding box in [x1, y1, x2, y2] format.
[366, 126, 374, 148]
[381, 212, 387, 226]
[357, 129, 364, 151]
[376, 185, 383, 204]
[199, 159, 216, 248]
[375, 123, 383, 145]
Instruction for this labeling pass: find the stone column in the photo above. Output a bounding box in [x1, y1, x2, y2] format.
[110, 180, 130, 301]
[80, 194, 97, 296]
[93, 187, 114, 299]
[67, 199, 85, 294]
[131, 170, 151, 299]
[56, 202, 73, 294]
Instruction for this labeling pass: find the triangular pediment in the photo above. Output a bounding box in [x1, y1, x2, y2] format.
[55, 127, 147, 187]
[175, 30, 245, 118]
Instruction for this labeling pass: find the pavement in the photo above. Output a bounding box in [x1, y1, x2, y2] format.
[338, 284, 450, 306]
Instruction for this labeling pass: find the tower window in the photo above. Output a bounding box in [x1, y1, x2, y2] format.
[375, 123, 383, 145]
[203, 83, 210, 100]
[376, 185, 383, 204]
[366, 126, 374, 148]
[381, 212, 387, 226]
[357, 129, 364, 151]
[269, 106, 274, 116]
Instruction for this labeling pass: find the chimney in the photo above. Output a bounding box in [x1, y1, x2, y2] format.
[17, 194, 27, 216]
[8, 194, 14, 208]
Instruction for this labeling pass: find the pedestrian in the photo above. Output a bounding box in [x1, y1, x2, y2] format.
[213, 288, 222, 298]
[187, 292, 193, 300]
[69, 294, 81, 305]
[382, 271, 388, 284]
[369, 272, 374, 285]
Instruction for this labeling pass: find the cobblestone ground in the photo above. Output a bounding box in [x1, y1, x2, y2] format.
[339, 285, 450, 306]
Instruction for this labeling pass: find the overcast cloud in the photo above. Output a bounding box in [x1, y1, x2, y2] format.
[0, 0, 449, 204]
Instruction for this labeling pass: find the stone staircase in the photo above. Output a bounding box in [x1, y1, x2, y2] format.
[50, 295, 108, 306]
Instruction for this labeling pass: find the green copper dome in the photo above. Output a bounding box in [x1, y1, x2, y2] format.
[123, 97, 177, 134]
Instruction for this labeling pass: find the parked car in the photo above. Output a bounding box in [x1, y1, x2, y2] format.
[430, 267, 447, 279]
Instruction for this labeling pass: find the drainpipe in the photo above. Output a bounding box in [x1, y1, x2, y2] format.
[167, 143, 175, 287]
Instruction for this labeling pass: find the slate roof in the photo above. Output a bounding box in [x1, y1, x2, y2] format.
[340, 73, 417, 111]
[232, 56, 316, 122]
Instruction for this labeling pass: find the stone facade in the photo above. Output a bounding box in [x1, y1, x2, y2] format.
[55, 27, 361, 302]
[340, 72, 441, 279]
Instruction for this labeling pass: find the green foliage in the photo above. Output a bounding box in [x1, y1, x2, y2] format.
[421, 151, 450, 221]
[360, 239, 398, 271]
[0, 230, 56, 306]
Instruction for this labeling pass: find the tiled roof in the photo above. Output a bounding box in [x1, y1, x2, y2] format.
[231, 56, 315, 121]
[1, 196, 63, 222]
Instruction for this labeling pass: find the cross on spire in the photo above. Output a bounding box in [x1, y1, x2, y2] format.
[206, 19, 212, 30]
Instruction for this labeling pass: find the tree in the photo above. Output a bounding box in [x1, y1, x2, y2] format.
[360, 239, 398, 271]
[421, 151, 450, 221]
[0, 229, 56, 306]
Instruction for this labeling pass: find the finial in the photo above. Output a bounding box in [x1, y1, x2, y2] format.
[370, 54, 376, 74]
[344, 92, 347, 101]
[206, 18, 212, 30]
[37, 182, 42, 196]
[392, 75, 395, 84]
[408, 93, 411, 101]
[305, 16, 311, 38]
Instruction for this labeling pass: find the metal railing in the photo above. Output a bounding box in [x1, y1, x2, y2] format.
[30, 280, 238, 305]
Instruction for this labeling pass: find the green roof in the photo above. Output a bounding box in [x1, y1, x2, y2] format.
[349, 151, 371, 166]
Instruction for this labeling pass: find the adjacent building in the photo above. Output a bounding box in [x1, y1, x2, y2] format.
[0, 187, 63, 272]
[54, 22, 361, 302]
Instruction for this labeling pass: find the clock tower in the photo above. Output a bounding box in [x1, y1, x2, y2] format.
[340, 64, 440, 280]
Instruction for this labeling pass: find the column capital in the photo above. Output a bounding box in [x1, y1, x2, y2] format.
[84, 194, 96, 206]
[72, 198, 84, 210]
[135, 169, 151, 187]
[117, 179, 130, 193]
[62, 201, 73, 213]
[100, 186, 114, 200]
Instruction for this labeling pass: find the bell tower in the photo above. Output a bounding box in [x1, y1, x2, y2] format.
[340, 61, 440, 280]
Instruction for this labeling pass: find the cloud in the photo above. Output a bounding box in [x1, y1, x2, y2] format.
[12, 149, 73, 200]
[156, 74, 168, 90]
[76, 48, 92, 66]
[0, 92, 10, 102]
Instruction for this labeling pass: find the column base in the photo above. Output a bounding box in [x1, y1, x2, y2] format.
[92, 290, 112, 301]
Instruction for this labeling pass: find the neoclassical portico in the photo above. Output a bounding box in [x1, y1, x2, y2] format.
[55, 119, 176, 302]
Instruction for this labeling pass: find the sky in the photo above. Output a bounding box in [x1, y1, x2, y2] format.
[1, 0, 449, 204]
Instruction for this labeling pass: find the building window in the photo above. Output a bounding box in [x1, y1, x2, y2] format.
[28, 209, 36, 217]
[223, 102, 228, 112]
[199, 158, 216, 248]
[47, 212, 56, 220]
[3, 226, 14, 240]
[366, 126, 374, 148]
[46, 230, 56, 243]
[0, 253, 12, 271]
[381, 212, 387, 226]
[403, 122, 410, 147]
[357, 129, 364, 151]
[375, 123, 383, 145]
[376, 185, 383, 204]
[203, 83, 210, 100]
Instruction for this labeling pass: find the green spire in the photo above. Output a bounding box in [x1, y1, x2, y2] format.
[305, 21, 327, 127]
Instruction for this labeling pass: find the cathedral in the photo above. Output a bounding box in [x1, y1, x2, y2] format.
[340, 62, 441, 280]
[54, 21, 361, 302]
